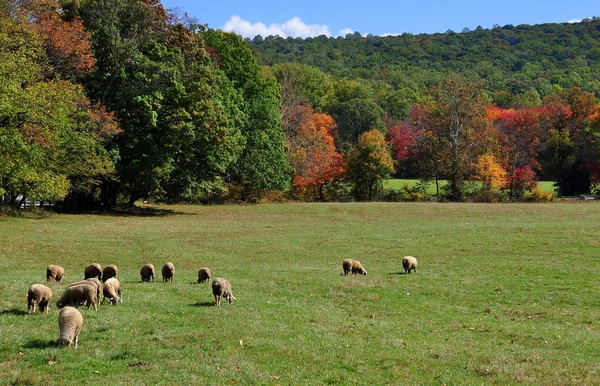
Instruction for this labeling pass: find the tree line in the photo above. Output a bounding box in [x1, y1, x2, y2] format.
[1, 1, 599, 211]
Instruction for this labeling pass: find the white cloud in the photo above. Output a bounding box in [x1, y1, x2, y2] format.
[381, 32, 401, 37]
[222, 15, 352, 39]
[339, 28, 353, 36]
[568, 18, 582, 23]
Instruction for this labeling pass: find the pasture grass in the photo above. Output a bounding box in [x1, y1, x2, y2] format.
[385, 179, 557, 195]
[1, 202, 600, 385]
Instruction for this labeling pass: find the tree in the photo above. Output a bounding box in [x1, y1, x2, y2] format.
[348, 129, 395, 201]
[473, 153, 506, 201]
[411, 72, 491, 201]
[288, 108, 345, 201]
[202, 29, 291, 200]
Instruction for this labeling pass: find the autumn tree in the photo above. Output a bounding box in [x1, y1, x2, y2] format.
[347, 129, 395, 201]
[412, 72, 491, 201]
[288, 107, 345, 201]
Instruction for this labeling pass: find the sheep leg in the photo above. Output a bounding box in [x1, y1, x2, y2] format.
[74, 333, 79, 349]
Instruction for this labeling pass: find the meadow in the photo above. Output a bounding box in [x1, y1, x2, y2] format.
[1, 202, 599, 385]
[384, 179, 558, 195]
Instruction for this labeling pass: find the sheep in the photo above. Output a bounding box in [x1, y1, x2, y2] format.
[102, 277, 122, 305]
[402, 256, 418, 274]
[27, 284, 53, 314]
[161, 262, 175, 282]
[84, 263, 102, 280]
[46, 265, 65, 282]
[212, 278, 235, 306]
[101, 264, 118, 283]
[342, 259, 367, 276]
[140, 264, 155, 283]
[56, 283, 98, 311]
[197, 267, 211, 284]
[57, 306, 83, 349]
[68, 279, 101, 305]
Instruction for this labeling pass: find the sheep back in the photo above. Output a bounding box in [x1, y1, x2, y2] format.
[28, 284, 53, 314]
[101, 264, 118, 283]
[58, 306, 83, 348]
[161, 262, 175, 282]
[212, 278, 235, 306]
[84, 263, 102, 280]
[197, 267, 211, 284]
[351, 260, 367, 275]
[46, 265, 65, 282]
[57, 283, 98, 311]
[68, 279, 101, 304]
[402, 256, 418, 274]
[140, 264, 155, 283]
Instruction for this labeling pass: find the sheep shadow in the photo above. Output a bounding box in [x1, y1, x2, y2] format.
[24, 339, 57, 349]
[189, 301, 215, 307]
[389, 271, 414, 275]
[0, 308, 28, 316]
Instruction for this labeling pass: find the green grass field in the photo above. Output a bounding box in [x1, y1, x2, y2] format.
[1, 202, 599, 384]
[385, 179, 557, 195]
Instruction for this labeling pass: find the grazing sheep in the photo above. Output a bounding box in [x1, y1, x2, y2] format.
[46, 265, 65, 282]
[342, 259, 368, 276]
[140, 264, 155, 283]
[56, 283, 98, 311]
[102, 278, 122, 305]
[161, 262, 175, 282]
[197, 267, 211, 284]
[402, 256, 418, 274]
[101, 264, 118, 283]
[212, 278, 235, 306]
[27, 284, 53, 314]
[57, 307, 83, 349]
[68, 279, 101, 305]
[84, 263, 102, 280]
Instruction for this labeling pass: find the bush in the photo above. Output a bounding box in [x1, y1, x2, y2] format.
[525, 188, 554, 202]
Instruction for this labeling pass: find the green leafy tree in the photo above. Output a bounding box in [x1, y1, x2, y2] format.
[203, 29, 290, 200]
[348, 129, 395, 201]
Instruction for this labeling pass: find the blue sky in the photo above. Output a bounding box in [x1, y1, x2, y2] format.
[160, 0, 598, 38]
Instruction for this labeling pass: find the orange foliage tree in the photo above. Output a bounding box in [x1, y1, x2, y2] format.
[288, 107, 345, 201]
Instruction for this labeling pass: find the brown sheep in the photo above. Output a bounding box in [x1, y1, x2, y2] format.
[197, 267, 211, 284]
[46, 265, 65, 282]
[102, 278, 122, 305]
[212, 278, 235, 306]
[140, 264, 155, 283]
[402, 256, 418, 274]
[161, 262, 175, 282]
[27, 284, 53, 314]
[57, 307, 83, 348]
[56, 283, 98, 311]
[84, 263, 102, 280]
[101, 264, 118, 283]
[342, 259, 367, 276]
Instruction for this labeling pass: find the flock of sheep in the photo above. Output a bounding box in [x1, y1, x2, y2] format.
[26, 256, 418, 348]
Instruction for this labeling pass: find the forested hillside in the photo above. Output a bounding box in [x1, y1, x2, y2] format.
[250, 18, 600, 100]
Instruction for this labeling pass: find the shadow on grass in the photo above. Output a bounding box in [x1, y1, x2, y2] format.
[55, 205, 185, 218]
[23, 339, 57, 349]
[388, 272, 415, 275]
[0, 308, 28, 316]
[190, 301, 215, 307]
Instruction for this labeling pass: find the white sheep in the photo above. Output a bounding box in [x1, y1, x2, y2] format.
[102, 277, 122, 305]
[197, 267, 211, 284]
[46, 265, 65, 282]
[101, 264, 118, 283]
[342, 259, 367, 276]
[161, 262, 175, 282]
[84, 263, 102, 280]
[140, 264, 155, 283]
[212, 278, 235, 306]
[27, 284, 53, 314]
[68, 279, 101, 305]
[57, 306, 83, 348]
[56, 283, 98, 311]
[402, 256, 418, 274]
